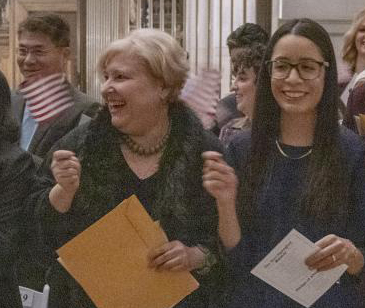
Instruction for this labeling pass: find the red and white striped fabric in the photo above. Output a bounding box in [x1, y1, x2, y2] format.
[19, 73, 74, 123]
[180, 69, 221, 129]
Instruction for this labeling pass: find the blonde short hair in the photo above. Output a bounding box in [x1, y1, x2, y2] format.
[97, 28, 189, 102]
[342, 8, 365, 72]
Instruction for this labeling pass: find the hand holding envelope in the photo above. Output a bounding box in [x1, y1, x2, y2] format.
[57, 195, 199, 308]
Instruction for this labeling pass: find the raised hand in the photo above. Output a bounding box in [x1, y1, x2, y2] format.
[49, 150, 81, 213]
[202, 151, 241, 249]
[202, 151, 238, 204]
[51, 150, 81, 194]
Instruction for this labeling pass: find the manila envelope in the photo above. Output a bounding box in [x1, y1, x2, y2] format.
[56, 195, 199, 308]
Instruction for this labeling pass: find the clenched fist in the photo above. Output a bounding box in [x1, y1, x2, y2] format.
[51, 150, 81, 194]
[49, 150, 81, 213]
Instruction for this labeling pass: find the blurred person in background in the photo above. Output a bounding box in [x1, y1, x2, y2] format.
[219, 37, 267, 147]
[11, 13, 99, 160]
[215, 23, 269, 132]
[342, 8, 365, 132]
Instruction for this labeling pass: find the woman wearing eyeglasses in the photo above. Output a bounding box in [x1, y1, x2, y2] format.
[203, 18, 365, 307]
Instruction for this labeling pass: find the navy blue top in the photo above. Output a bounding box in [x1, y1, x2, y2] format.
[224, 128, 365, 308]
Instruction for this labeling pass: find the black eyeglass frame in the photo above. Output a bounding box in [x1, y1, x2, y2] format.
[265, 59, 330, 80]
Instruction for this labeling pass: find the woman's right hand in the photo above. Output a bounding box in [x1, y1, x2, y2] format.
[49, 150, 81, 213]
[202, 151, 238, 204]
[202, 151, 241, 249]
[51, 150, 81, 194]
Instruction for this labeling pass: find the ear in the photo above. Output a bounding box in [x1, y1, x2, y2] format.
[160, 87, 170, 101]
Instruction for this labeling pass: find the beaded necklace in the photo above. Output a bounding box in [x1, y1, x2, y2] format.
[121, 125, 170, 156]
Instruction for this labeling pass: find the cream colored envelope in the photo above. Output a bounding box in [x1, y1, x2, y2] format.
[57, 195, 199, 308]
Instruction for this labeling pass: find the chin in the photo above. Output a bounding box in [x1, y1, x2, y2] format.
[111, 118, 126, 132]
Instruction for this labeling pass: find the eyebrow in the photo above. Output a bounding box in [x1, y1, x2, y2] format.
[18, 43, 46, 48]
[104, 68, 131, 76]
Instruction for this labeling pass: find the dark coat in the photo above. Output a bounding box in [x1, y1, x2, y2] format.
[0, 142, 37, 308]
[11, 84, 100, 159]
[33, 103, 225, 308]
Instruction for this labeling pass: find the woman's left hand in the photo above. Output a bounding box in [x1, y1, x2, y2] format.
[148, 240, 204, 272]
[305, 234, 364, 274]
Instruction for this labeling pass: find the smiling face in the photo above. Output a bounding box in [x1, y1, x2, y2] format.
[270, 34, 326, 118]
[101, 53, 169, 136]
[231, 67, 256, 120]
[355, 18, 365, 60]
[17, 31, 68, 82]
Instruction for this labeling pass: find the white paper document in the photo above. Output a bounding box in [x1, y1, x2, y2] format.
[251, 229, 348, 307]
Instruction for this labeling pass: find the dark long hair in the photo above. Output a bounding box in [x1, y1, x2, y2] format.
[243, 18, 348, 222]
[0, 71, 19, 143]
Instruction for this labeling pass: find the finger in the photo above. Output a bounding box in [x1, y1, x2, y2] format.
[203, 170, 235, 181]
[148, 241, 177, 261]
[53, 160, 80, 170]
[53, 150, 76, 160]
[203, 160, 234, 175]
[315, 234, 337, 249]
[309, 254, 337, 271]
[306, 239, 345, 266]
[157, 257, 184, 271]
[168, 264, 187, 272]
[54, 169, 80, 178]
[149, 249, 179, 268]
[202, 151, 223, 162]
[306, 235, 338, 265]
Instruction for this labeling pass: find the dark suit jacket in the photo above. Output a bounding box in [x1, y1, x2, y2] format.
[0, 142, 37, 308]
[11, 84, 100, 159]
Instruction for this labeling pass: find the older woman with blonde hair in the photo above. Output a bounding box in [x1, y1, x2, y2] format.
[342, 9, 365, 131]
[33, 29, 223, 308]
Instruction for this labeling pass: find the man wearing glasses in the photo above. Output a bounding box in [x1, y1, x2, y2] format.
[11, 13, 99, 296]
[11, 14, 99, 160]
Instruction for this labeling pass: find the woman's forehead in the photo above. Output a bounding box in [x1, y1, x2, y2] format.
[272, 34, 323, 60]
[105, 53, 146, 72]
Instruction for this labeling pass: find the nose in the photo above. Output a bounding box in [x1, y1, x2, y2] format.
[22, 52, 37, 64]
[285, 66, 302, 82]
[101, 79, 115, 95]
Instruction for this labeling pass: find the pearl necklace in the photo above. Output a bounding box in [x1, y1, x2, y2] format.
[275, 139, 312, 160]
[121, 126, 170, 157]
